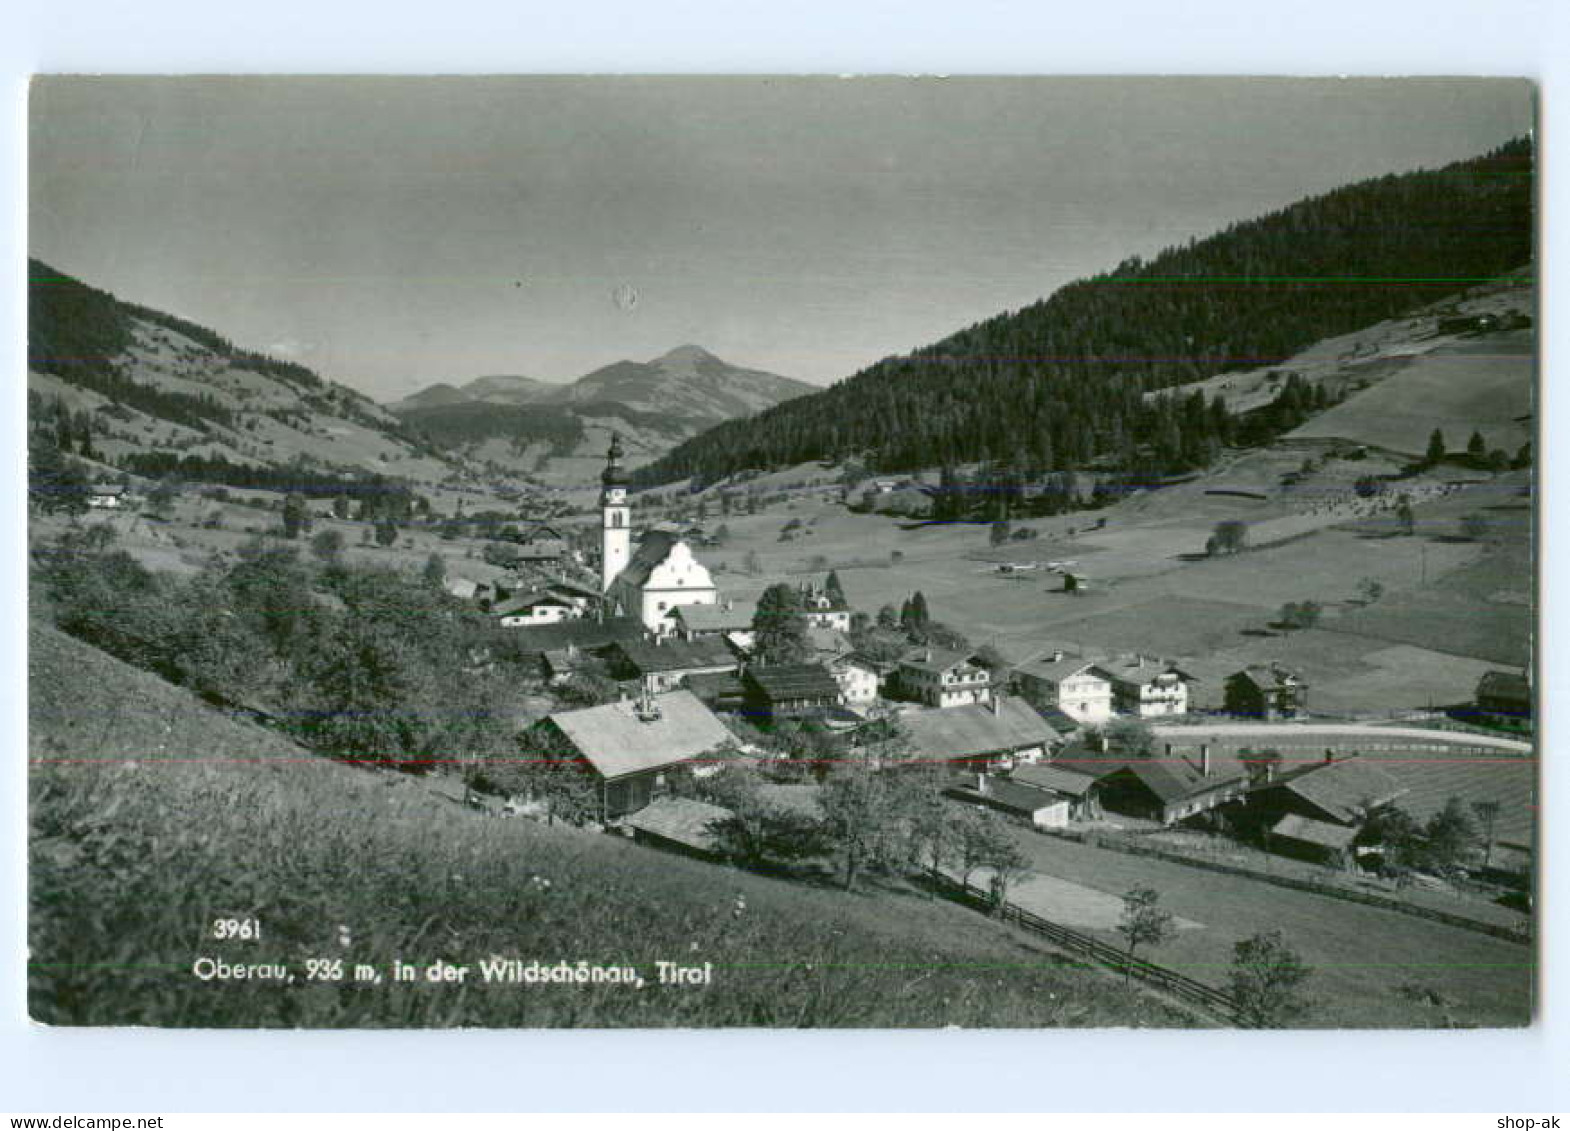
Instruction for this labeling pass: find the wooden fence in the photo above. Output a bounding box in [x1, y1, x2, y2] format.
[1037, 829, 1533, 946]
[924, 867, 1241, 1023]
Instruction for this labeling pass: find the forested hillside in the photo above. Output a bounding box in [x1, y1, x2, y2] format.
[27, 259, 461, 494]
[636, 138, 1533, 486]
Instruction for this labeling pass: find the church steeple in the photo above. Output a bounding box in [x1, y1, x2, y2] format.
[602, 432, 629, 487]
[600, 432, 631, 593]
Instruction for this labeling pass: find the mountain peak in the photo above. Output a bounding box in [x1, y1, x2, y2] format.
[655, 344, 721, 366]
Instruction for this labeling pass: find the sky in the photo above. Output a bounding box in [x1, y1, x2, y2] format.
[29, 76, 1533, 401]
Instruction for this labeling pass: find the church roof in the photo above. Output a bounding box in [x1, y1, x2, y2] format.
[614, 530, 680, 590]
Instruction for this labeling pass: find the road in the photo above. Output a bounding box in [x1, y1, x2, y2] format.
[1149, 722, 1531, 755]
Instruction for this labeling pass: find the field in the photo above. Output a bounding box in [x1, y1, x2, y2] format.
[1002, 830, 1532, 1028]
[28, 620, 1193, 1029]
[689, 421, 1530, 719]
[1288, 331, 1535, 458]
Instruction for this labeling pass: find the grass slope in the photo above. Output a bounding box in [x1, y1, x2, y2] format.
[1288, 331, 1534, 458]
[28, 621, 1189, 1029]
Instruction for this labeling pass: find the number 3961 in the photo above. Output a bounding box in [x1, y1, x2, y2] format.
[210, 917, 262, 941]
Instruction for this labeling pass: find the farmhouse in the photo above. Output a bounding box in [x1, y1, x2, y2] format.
[544, 577, 601, 611]
[535, 689, 736, 822]
[898, 647, 992, 709]
[1224, 664, 1309, 720]
[1247, 755, 1405, 828]
[898, 696, 1067, 773]
[673, 600, 758, 641]
[796, 581, 853, 632]
[742, 663, 842, 724]
[1103, 656, 1192, 718]
[606, 636, 739, 692]
[947, 775, 1071, 829]
[1475, 670, 1531, 726]
[1012, 650, 1114, 724]
[1070, 744, 1250, 825]
[829, 654, 882, 704]
[492, 590, 580, 627]
[87, 483, 126, 509]
[515, 522, 570, 563]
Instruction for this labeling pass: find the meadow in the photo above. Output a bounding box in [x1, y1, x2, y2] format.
[1003, 830, 1533, 1028]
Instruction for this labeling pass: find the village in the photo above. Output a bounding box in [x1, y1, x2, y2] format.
[405, 432, 1534, 945]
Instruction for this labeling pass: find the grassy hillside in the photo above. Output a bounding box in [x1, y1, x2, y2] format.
[1287, 331, 1534, 458]
[28, 621, 1189, 1028]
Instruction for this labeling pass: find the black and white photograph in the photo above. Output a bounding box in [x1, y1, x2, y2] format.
[25, 75, 1536, 1033]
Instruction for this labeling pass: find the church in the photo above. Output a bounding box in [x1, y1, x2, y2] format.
[599, 433, 719, 633]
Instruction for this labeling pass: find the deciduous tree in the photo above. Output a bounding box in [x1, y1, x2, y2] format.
[1228, 930, 1314, 1027]
[1116, 887, 1177, 978]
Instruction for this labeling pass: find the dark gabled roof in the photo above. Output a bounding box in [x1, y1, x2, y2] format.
[1082, 755, 1248, 805]
[949, 778, 1069, 815]
[549, 690, 734, 780]
[674, 601, 758, 632]
[520, 519, 567, 542]
[615, 530, 680, 589]
[503, 616, 646, 656]
[613, 637, 738, 675]
[1115, 761, 1219, 804]
[683, 671, 745, 701]
[1231, 664, 1306, 693]
[493, 591, 575, 616]
[1477, 670, 1531, 703]
[1270, 757, 1404, 824]
[546, 578, 601, 600]
[1010, 762, 1100, 798]
[1271, 814, 1358, 850]
[745, 663, 841, 701]
[900, 699, 1065, 761]
[623, 796, 733, 853]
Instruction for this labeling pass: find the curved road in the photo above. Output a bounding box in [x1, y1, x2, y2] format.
[1149, 722, 1531, 755]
